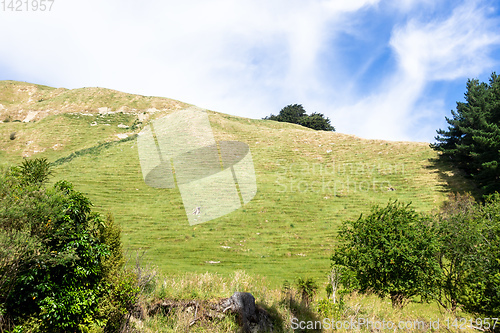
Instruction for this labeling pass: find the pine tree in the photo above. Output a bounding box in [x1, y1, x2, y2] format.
[431, 72, 500, 194]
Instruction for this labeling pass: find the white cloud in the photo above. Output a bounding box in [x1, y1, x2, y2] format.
[388, 0, 438, 12]
[330, 0, 500, 141]
[390, 0, 500, 81]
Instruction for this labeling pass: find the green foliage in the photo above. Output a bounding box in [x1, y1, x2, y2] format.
[433, 192, 479, 312]
[264, 104, 335, 131]
[99, 213, 125, 279]
[94, 214, 139, 333]
[432, 72, 500, 194]
[0, 230, 41, 309]
[0, 159, 140, 332]
[97, 270, 140, 333]
[14, 157, 53, 187]
[331, 201, 441, 308]
[332, 195, 500, 317]
[315, 298, 345, 320]
[464, 194, 500, 316]
[437, 193, 500, 317]
[266, 104, 306, 124]
[3, 174, 109, 331]
[296, 277, 318, 307]
[297, 112, 335, 131]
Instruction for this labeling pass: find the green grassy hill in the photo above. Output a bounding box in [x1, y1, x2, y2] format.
[0, 80, 474, 287]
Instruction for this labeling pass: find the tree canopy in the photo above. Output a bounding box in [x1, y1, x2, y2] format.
[431, 72, 500, 194]
[330, 201, 440, 308]
[331, 195, 500, 316]
[0, 158, 137, 332]
[264, 104, 335, 131]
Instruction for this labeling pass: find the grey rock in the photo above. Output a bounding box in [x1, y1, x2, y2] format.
[221, 292, 272, 333]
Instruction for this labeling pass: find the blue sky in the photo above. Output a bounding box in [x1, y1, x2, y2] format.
[1, 0, 499, 142]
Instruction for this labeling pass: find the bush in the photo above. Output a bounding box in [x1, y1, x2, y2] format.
[97, 270, 140, 333]
[0, 159, 141, 332]
[4, 180, 109, 331]
[332, 195, 500, 317]
[331, 201, 441, 308]
[13, 157, 53, 187]
[315, 298, 345, 319]
[436, 193, 500, 316]
[296, 277, 318, 307]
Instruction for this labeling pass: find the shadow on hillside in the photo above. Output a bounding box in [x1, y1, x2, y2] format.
[426, 156, 480, 200]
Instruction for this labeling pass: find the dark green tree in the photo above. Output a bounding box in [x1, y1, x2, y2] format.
[266, 104, 306, 123]
[331, 201, 441, 308]
[431, 192, 500, 317]
[431, 72, 500, 194]
[1, 176, 108, 331]
[433, 192, 480, 313]
[298, 112, 335, 131]
[0, 159, 138, 332]
[455, 193, 500, 317]
[264, 104, 335, 131]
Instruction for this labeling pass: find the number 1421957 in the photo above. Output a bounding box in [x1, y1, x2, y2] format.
[1, 0, 54, 11]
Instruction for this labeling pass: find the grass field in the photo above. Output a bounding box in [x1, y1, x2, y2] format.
[0, 81, 476, 289]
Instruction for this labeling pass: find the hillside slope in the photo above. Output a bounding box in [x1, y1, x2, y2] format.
[0, 81, 474, 286]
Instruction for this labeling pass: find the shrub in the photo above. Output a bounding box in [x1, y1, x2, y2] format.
[315, 298, 345, 320]
[13, 157, 53, 187]
[0, 159, 139, 332]
[433, 192, 479, 312]
[331, 201, 441, 308]
[97, 270, 140, 333]
[297, 277, 318, 307]
[436, 193, 500, 316]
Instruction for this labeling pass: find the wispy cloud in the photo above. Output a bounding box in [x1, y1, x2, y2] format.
[390, 0, 500, 81]
[332, 0, 500, 141]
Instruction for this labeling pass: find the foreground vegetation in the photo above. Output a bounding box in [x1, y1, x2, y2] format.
[1, 159, 497, 332]
[331, 195, 500, 321]
[0, 159, 140, 332]
[116, 270, 486, 333]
